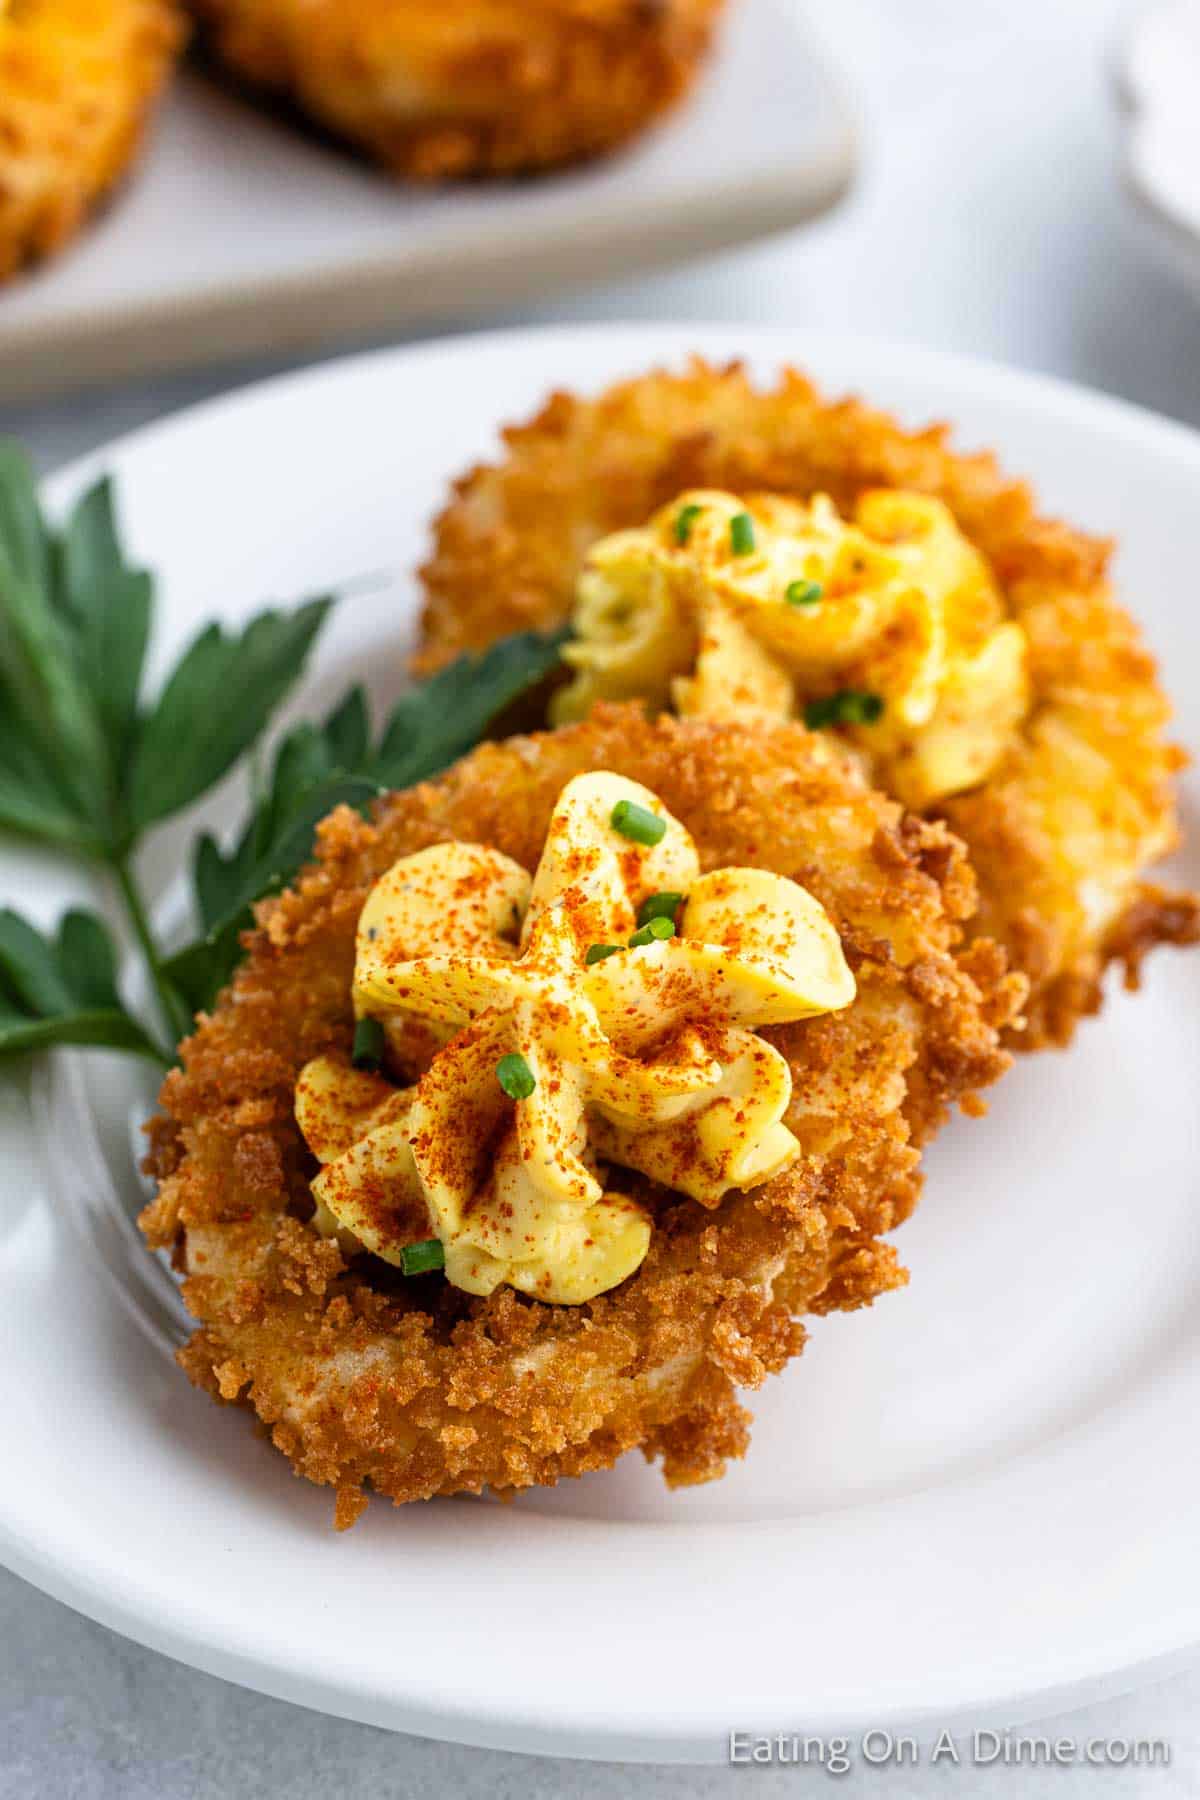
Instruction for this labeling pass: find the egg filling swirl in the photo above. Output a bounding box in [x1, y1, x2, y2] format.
[555, 489, 1032, 811]
[296, 771, 855, 1304]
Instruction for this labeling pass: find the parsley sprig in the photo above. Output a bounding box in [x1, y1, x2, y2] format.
[0, 909, 162, 1061]
[165, 628, 565, 1016]
[0, 445, 566, 1064]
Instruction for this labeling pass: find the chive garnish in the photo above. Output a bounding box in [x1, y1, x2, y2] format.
[730, 511, 756, 556]
[496, 1052, 536, 1100]
[351, 1016, 386, 1071]
[785, 579, 823, 608]
[611, 799, 667, 846]
[401, 1238, 445, 1277]
[628, 916, 675, 948]
[804, 690, 885, 729]
[585, 943, 622, 965]
[674, 503, 704, 545]
[636, 890, 683, 927]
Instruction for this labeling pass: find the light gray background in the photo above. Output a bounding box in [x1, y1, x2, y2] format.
[4, 0, 1200, 1793]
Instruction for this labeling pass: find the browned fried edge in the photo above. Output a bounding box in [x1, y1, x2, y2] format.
[188, 0, 724, 179]
[0, 1, 186, 283]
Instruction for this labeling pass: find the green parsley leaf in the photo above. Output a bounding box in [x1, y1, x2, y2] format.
[0, 907, 164, 1062]
[0, 444, 53, 600]
[0, 449, 112, 844]
[321, 685, 370, 773]
[188, 687, 371, 938]
[58, 477, 152, 777]
[0, 451, 338, 869]
[164, 772, 382, 1015]
[0, 442, 571, 1065]
[0, 707, 94, 848]
[169, 630, 567, 1007]
[166, 630, 565, 1019]
[126, 598, 332, 830]
[371, 629, 568, 790]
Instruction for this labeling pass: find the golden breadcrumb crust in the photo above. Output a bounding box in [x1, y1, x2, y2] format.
[417, 359, 1199, 1045]
[0, 0, 184, 282]
[142, 709, 1022, 1526]
[188, 0, 725, 178]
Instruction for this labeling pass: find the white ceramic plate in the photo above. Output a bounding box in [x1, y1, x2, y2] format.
[1117, 0, 1200, 298]
[0, 0, 853, 404]
[1, 325, 1198, 1762]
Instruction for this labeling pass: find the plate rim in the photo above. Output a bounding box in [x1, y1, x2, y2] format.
[4, 320, 1200, 1761]
[37, 318, 1200, 504]
[2, 1496, 1198, 1763]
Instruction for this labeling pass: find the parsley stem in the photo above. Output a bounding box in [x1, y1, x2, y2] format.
[112, 855, 192, 1053]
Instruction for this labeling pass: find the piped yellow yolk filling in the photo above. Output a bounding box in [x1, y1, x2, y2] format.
[295, 771, 855, 1305]
[554, 489, 1032, 811]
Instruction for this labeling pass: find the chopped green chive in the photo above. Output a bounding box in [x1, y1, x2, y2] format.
[674, 503, 704, 545]
[628, 915, 675, 948]
[585, 942, 623, 965]
[785, 579, 823, 608]
[804, 690, 886, 730]
[611, 799, 667, 846]
[636, 890, 684, 927]
[496, 1052, 536, 1100]
[729, 511, 756, 556]
[401, 1238, 445, 1277]
[845, 690, 885, 725]
[351, 1016, 386, 1071]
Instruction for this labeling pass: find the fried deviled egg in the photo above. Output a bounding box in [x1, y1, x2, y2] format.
[187, 0, 726, 179]
[142, 708, 1022, 1525]
[417, 361, 1198, 1045]
[0, 0, 184, 282]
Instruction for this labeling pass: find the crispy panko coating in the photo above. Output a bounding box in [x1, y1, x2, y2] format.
[188, 0, 725, 179]
[142, 709, 1022, 1525]
[0, 0, 184, 282]
[417, 360, 1199, 1046]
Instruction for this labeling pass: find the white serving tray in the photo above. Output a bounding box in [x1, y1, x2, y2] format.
[0, 0, 854, 402]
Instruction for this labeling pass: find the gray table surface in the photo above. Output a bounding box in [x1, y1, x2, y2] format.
[5, 1, 1200, 1794]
